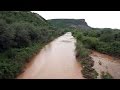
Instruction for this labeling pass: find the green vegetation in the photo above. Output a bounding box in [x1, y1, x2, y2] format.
[72, 28, 120, 79]
[73, 31, 98, 79]
[0, 12, 119, 79]
[80, 57, 98, 79]
[81, 29, 120, 58]
[72, 28, 120, 58]
[101, 71, 113, 79]
[75, 41, 90, 59]
[0, 11, 66, 79]
[48, 19, 91, 29]
[49, 19, 120, 58]
[0, 43, 44, 79]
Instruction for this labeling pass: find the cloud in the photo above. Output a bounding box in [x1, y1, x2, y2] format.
[32, 11, 120, 29]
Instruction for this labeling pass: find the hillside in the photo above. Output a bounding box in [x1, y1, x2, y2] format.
[0, 11, 48, 26]
[48, 19, 91, 29]
[0, 11, 65, 79]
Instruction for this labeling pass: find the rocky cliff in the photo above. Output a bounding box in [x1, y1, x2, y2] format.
[48, 19, 91, 29]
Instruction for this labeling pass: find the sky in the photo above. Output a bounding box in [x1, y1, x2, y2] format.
[32, 11, 120, 29]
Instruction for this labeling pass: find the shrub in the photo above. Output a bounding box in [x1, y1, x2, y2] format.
[4, 49, 17, 59]
[96, 41, 120, 57]
[82, 36, 99, 49]
[75, 41, 89, 59]
[80, 56, 98, 79]
[0, 19, 15, 52]
[110, 41, 120, 57]
[101, 71, 113, 79]
[99, 30, 115, 42]
[74, 31, 83, 40]
[95, 41, 109, 54]
[81, 67, 98, 79]
[75, 38, 98, 79]
[114, 32, 120, 41]
[14, 29, 31, 48]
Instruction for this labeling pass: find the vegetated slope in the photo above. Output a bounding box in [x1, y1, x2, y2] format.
[48, 19, 91, 30]
[0, 11, 51, 52]
[0, 11, 65, 79]
[0, 11, 48, 26]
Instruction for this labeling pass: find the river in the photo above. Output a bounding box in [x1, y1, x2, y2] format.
[17, 32, 84, 79]
[90, 51, 120, 79]
[17, 32, 120, 79]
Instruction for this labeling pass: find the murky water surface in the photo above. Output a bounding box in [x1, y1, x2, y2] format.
[90, 51, 120, 79]
[17, 32, 84, 79]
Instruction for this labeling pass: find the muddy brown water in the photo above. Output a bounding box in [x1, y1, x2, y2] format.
[17, 32, 120, 79]
[90, 51, 120, 79]
[17, 32, 84, 79]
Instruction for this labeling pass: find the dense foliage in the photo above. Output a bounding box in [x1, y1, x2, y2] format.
[80, 29, 120, 57]
[71, 28, 120, 58]
[73, 31, 98, 79]
[0, 11, 66, 79]
[72, 28, 120, 78]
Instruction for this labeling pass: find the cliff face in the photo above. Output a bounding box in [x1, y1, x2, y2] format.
[48, 19, 91, 29]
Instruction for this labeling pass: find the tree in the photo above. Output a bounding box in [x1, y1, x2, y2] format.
[0, 19, 14, 52]
[114, 32, 120, 41]
[82, 36, 99, 49]
[99, 32, 114, 42]
[14, 29, 31, 48]
[75, 31, 83, 40]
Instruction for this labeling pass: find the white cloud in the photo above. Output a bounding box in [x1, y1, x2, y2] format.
[32, 11, 120, 29]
